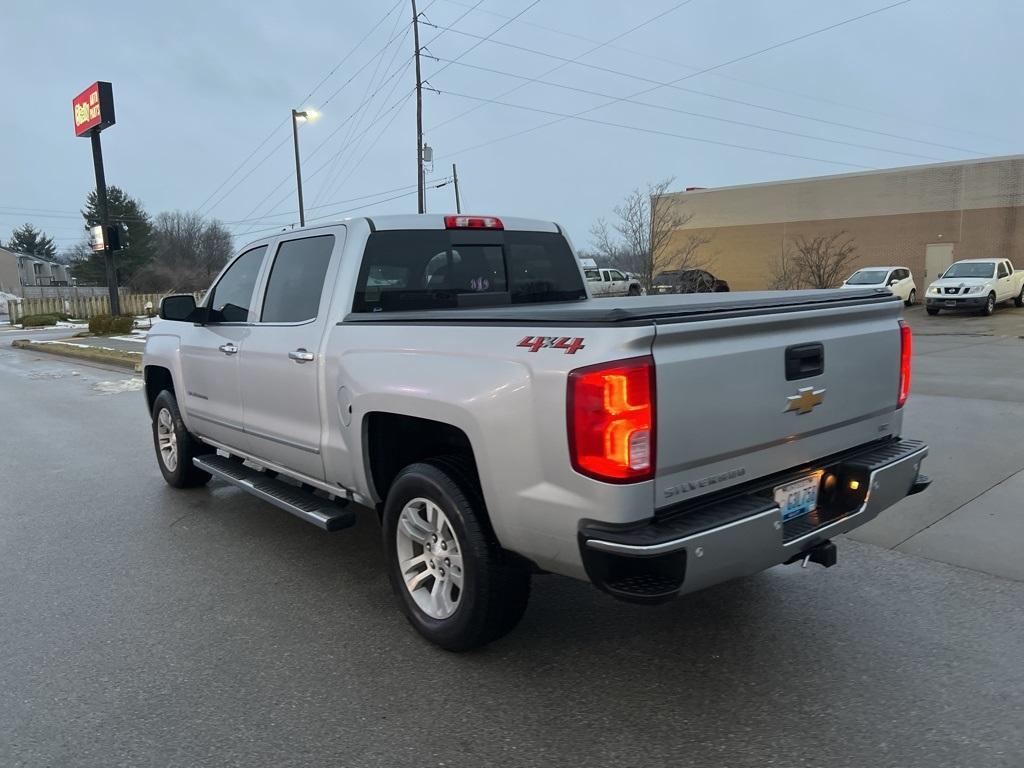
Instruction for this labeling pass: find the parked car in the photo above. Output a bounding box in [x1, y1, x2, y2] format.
[145, 214, 928, 650]
[925, 258, 1024, 316]
[652, 268, 729, 294]
[841, 266, 917, 306]
[584, 266, 644, 297]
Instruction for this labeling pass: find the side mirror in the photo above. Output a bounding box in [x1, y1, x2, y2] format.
[159, 294, 197, 322]
[888, 278, 899, 286]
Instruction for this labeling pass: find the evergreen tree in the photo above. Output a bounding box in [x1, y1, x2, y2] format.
[72, 186, 155, 284]
[6, 223, 57, 259]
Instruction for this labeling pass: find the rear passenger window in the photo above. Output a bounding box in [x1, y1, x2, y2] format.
[207, 245, 267, 322]
[261, 235, 335, 323]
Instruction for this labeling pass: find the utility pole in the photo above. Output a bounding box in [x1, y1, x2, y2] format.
[412, 0, 425, 214]
[452, 163, 461, 213]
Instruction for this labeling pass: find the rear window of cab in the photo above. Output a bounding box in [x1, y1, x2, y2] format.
[353, 230, 587, 312]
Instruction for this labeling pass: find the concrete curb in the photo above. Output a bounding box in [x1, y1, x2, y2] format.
[11, 339, 142, 372]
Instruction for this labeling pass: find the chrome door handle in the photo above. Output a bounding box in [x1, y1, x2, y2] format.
[218, 343, 238, 355]
[289, 349, 315, 363]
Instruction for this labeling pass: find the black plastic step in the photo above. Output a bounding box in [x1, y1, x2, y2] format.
[194, 455, 356, 532]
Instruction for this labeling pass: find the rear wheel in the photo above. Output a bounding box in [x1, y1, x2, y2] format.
[1015, 286, 1024, 308]
[982, 292, 996, 316]
[906, 289, 916, 307]
[151, 390, 213, 488]
[383, 458, 530, 651]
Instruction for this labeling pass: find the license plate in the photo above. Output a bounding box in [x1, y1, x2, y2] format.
[774, 472, 822, 522]
[945, 300, 957, 307]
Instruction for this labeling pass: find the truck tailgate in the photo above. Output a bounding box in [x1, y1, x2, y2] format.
[652, 296, 904, 509]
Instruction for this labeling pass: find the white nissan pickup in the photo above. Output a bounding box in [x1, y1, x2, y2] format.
[925, 258, 1024, 315]
[144, 214, 929, 650]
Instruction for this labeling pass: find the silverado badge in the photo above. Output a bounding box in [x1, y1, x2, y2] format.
[785, 386, 826, 414]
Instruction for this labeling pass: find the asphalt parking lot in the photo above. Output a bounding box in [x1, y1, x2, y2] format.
[2, 303, 1023, 768]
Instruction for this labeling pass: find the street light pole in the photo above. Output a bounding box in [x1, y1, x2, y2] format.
[291, 109, 307, 227]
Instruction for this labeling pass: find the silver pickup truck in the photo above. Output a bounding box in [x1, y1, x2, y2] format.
[144, 214, 929, 650]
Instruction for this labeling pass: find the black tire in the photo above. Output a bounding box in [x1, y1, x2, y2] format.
[1015, 286, 1024, 308]
[926, 307, 939, 316]
[151, 389, 213, 488]
[382, 457, 530, 651]
[628, 285, 641, 296]
[982, 292, 996, 316]
[906, 289, 916, 307]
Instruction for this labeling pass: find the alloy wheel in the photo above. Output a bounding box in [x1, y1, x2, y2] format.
[156, 407, 178, 472]
[395, 497, 464, 620]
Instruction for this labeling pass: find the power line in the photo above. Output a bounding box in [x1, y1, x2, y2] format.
[314, 20, 413, 207]
[424, 0, 543, 82]
[433, 57, 944, 162]
[317, 56, 415, 206]
[426, 0, 695, 133]
[234, 88, 415, 236]
[431, 0, 1006, 148]
[231, 183, 449, 240]
[197, 0, 406, 214]
[425, 1, 981, 158]
[438, 89, 875, 169]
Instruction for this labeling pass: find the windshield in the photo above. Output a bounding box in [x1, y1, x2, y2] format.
[353, 230, 587, 312]
[653, 271, 682, 285]
[846, 269, 889, 285]
[942, 262, 995, 278]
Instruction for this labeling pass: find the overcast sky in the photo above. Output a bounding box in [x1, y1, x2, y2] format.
[3, 0, 1022, 252]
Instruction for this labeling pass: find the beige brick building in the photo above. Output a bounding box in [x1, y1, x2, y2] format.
[655, 155, 1024, 291]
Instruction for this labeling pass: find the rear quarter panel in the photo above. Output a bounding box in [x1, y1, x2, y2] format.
[323, 321, 656, 579]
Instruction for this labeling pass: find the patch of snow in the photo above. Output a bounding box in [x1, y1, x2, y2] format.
[92, 378, 145, 394]
[54, 321, 89, 329]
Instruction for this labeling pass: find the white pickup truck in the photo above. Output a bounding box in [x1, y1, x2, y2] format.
[925, 258, 1024, 315]
[144, 214, 929, 650]
[582, 264, 644, 297]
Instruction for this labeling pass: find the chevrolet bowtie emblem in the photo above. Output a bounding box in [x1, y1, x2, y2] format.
[785, 386, 826, 414]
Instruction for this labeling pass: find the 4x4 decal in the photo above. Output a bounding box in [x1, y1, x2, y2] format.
[517, 336, 586, 355]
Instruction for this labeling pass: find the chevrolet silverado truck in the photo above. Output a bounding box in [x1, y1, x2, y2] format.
[144, 214, 929, 651]
[925, 258, 1024, 315]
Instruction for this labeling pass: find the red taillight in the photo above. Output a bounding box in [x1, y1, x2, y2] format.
[567, 356, 655, 483]
[898, 321, 912, 407]
[444, 215, 503, 230]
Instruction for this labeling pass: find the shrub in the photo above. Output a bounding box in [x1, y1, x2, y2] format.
[88, 314, 136, 335]
[19, 313, 69, 327]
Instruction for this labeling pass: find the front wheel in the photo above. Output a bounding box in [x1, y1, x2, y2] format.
[926, 307, 939, 316]
[906, 289, 916, 307]
[1015, 286, 1024, 308]
[151, 390, 213, 488]
[628, 285, 641, 296]
[982, 292, 996, 316]
[383, 458, 530, 651]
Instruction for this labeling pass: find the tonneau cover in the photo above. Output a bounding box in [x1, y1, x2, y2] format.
[342, 288, 896, 326]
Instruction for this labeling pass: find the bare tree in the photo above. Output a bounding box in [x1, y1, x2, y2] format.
[785, 231, 859, 289]
[132, 211, 233, 292]
[590, 178, 711, 289]
[768, 250, 804, 290]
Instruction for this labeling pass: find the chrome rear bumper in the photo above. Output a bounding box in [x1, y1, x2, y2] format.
[578, 439, 928, 603]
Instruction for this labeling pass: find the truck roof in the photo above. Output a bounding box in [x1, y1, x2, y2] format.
[240, 214, 562, 251]
[952, 258, 1004, 263]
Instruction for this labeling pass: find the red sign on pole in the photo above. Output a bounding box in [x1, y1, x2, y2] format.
[72, 82, 115, 137]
